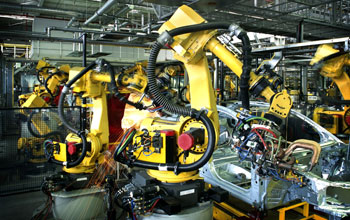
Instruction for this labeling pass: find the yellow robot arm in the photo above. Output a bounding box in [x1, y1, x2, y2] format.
[111, 5, 292, 182]
[158, 5, 292, 122]
[50, 60, 148, 173]
[19, 60, 70, 108]
[310, 44, 350, 100]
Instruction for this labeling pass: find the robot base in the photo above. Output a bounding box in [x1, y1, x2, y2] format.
[139, 201, 213, 220]
[51, 188, 106, 220]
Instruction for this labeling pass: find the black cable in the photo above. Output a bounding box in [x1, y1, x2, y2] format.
[236, 31, 252, 110]
[167, 22, 251, 109]
[65, 132, 88, 168]
[59, 61, 97, 134]
[58, 61, 97, 168]
[147, 42, 191, 116]
[67, 61, 97, 88]
[167, 22, 232, 37]
[132, 111, 216, 173]
[44, 72, 58, 99]
[320, 95, 350, 105]
[44, 71, 68, 100]
[27, 111, 64, 141]
[127, 22, 254, 172]
[37, 66, 55, 84]
[103, 59, 145, 110]
[179, 86, 190, 104]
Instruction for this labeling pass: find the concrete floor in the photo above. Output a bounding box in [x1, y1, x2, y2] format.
[0, 190, 47, 220]
[0, 190, 346, 220]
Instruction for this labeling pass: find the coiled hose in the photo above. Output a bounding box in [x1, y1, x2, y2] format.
[128, 23, 256, 172]
[238, 31, 252, 110]
[129, 22, 252, 172]
[147, 22, 251, 115]
[168, 22, 252, 109]
[147, 42, 191, 116]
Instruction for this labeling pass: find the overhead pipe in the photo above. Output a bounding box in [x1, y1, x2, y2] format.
[46, 26, 157, 39]
[0, 2, 84, 17]
[84, 0, 117, 26]
[0, 30, 151, 48]
[102, 5, 131, 26]
[66, 17, 76, 28]
[7, 57, 135, 66]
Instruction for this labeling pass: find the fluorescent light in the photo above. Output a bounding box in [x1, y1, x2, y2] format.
[0, 14, 34, 21]
[129, 9, 139, 14]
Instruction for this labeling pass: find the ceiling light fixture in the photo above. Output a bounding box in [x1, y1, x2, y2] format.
[0, 14, 34, 21]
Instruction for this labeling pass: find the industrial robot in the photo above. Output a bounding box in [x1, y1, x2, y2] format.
[38, 5, 321, 220]
[18, 60, 70, 108]
[17, 60, 69, 163]
[311, 44, 350, 136]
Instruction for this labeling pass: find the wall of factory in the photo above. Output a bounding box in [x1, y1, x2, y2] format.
[30, 18, 173, 62]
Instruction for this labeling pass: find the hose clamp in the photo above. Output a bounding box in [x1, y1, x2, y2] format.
[95, 58, 105, 72]
[190, 108, 207, 120]
[228, 23, 243, 37]
[95, 58, 104, 66]
[62, 85, 70, 94]
[173, 161, 180, 175]
[158, 165, 168, 171]
[157, 31, 174, 46]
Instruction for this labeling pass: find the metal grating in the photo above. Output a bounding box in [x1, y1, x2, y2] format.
[0, 106, 82, 195]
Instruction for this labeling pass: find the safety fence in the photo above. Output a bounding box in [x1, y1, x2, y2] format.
[0, 106, 82, 195]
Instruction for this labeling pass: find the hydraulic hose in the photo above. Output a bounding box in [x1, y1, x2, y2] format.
[168, 22, 250, 110]
[169, 22, 252, 110]
[27, 111, 64, 141]
[167, 22, 232, 37]
[147, 42, 191, 116]
[133, 22, 253, 172]
[65, 132, 88, 168]
[316, 87, 350, 105]
[59, 61, 97, 134]
[58, 61, 97, 168]
[237, 31, 252, 110]
[44, 72, 59, 100]
[179, 86, 190, 104]
[37, 66, 55, 84]
[147, 22, 251, 115]
[44, 71, 68, 100]
[103, 59, 144, 110]
[132, 112, 216, 172]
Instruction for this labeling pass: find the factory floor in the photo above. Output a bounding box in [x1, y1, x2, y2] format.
[0, 190, 347, 220]
[0, 190, 47, 220]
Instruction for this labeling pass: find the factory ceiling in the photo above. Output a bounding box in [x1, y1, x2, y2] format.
[0, 0, 349, 46]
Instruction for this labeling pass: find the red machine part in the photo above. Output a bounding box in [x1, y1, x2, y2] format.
[67, 142, 77, 155]
[178, 133, 194, 151]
